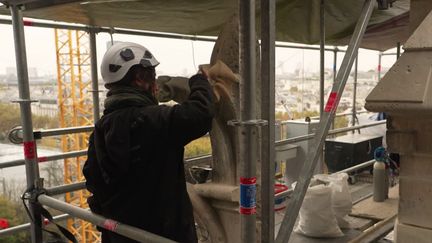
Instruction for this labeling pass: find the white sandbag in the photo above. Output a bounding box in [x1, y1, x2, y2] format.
[315, 173, 353, 228]
[294, 183, 343, 238]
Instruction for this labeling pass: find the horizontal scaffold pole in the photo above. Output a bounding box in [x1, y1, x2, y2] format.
[38, 195, 177, 243]
[0, 17, 344, 52]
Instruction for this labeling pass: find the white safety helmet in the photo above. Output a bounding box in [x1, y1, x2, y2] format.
[101, 42, 159, 84]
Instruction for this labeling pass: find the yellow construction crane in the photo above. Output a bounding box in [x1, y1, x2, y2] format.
[54, 29, 99, 242]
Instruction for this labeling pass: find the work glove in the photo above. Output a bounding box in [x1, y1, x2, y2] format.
[156, 76, 190, 103]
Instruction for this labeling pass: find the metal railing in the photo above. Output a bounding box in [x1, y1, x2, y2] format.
[0, 214, 71, 237]
[46, 182, 86, 196]
[1, 157, 379, 237]
[35, 126, 94, 138]
[38, 195, 176, 243]
[336, 159, 375, 175]
[275, 158, 377, 201]
[0, 150, 87, 169]
[276, 120, 386, 146]
[0, 120, 385, 171]
[0, 119, 385, 239]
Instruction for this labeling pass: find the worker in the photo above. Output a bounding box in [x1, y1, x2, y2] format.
[83, 42, 214, 243]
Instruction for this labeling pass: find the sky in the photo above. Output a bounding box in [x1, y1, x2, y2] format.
[0, 17, 399, 78]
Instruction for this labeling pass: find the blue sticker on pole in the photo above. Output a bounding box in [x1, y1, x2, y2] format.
[240, 177, 257, 215]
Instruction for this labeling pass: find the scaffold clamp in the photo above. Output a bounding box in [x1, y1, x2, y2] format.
[227, 119, 268, 127]
[11, 98, 38, 104]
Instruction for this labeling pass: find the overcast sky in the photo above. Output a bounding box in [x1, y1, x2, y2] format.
[0, 18, 399, 78]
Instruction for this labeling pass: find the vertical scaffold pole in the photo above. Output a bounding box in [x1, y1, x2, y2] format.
[260, 0, 276, 242]
[10, 4, 43, 243]
[239, 0, 258, 242]
[333, 48, 338, 83]
[331, 47, 338, 131]
[275, 1, 376, 242]
[89, 28, 100, 122]
[319, 0, 325, 117]
[352, 55, 358, 131]
[318, 0, 326, 171]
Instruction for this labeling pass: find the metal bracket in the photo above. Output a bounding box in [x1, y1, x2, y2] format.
[7, 126, 23, 144]
[11, 98, 38, 103]
[33, 131, 42, 140]
[227, 119, 268, 127]
[22, 182, 46, 205]
[7, 126, 43, 143]
[88, 89, 104, 93]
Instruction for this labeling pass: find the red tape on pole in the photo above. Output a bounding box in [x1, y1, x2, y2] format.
[240, 177, 256, 185]
[239, 207, 257, 215]
[324, 92, 338, 113]
[23, 20, 33, 26]
[240, 177, 257, 215]
[23, 141, 36, 160]
[103, 219, 119, 232]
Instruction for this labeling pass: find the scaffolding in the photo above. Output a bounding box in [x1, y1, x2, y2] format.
[54, 28, 98, 241]
[0, 1, 397, 242]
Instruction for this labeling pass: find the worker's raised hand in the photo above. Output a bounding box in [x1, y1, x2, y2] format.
[207, 60, 239, 102]
[197, 64, 210, 79]
[156, 76, 190, 103]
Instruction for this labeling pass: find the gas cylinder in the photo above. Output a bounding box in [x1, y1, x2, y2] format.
[373, 161, 388, 202]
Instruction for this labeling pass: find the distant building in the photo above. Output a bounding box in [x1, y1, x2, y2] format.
[28, 67, 38, 78]
[5, 67, 16, 79]
[6, 66, 38, 80]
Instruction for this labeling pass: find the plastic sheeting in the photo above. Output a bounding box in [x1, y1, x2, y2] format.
[0, 0, 410, 50]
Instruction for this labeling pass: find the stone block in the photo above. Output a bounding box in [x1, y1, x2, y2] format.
[416, 126, 432, 154]
[387, 116, 408, 130]
[399, 177, 432, 229]
[409, 0, 432, 34]
[386, 117, 432, 154]
[396, 222, 432, 243]
[386, 130, 415, 154]
[400, 154, 432, 178]
[388, 117, 432, 132]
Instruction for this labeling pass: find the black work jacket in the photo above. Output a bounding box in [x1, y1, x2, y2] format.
[83, 74, 214, 243]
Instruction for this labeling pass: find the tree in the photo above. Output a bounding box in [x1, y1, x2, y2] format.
[291, 110, 319, 120]
[1, 179, 24, 203]
[275, 111, 290, 121]
[0, 102, 58, 146]
[0, 103, 21, 141]
[333, 108, 349, 136]
[185, 136, 211, 158]
[41, 161, 64, 188]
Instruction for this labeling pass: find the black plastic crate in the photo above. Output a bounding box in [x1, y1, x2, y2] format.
[325, 134, 383, 173]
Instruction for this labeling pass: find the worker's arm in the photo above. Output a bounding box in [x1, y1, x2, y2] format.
[132, 72, 214, 146]
[167, 73, 215, 146]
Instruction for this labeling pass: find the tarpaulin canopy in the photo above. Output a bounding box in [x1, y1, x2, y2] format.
[0, 0, 410, 51]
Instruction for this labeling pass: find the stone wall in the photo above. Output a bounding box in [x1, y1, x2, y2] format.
[387, 116, 432, 242]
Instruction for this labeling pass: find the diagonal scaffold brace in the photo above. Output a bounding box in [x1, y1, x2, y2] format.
[275, 0, 377, 242]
